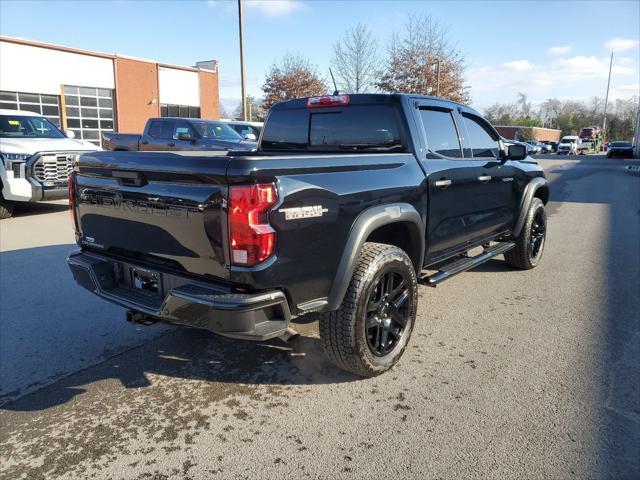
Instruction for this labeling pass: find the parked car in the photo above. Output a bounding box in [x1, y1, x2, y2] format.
[524, 141, 542, 154]
[579, 126, 601, 139]
[557, 136, 579, 155]
[0, 109, 99, 219]
[224, 121, 263, 141]
[68, 93, 549, 377]
[537, 142, 553, 153]
[543, 141, 558, 153]
[606, 141, 634, 158]
[101, 118, 258, 151]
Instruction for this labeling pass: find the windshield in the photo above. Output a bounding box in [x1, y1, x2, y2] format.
[561, 137, 576, 143]
[0, 114, 65, 139]
[611, 141, 631, 147]
[191, 121, 243, 141]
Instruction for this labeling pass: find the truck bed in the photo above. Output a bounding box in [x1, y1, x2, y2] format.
[101, 132, 141, 151]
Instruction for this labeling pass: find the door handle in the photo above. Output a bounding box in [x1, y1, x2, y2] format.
[477, 175, 492, 182]
[167, 142, 175, 147]
[434, 179, 452, 188]
[140, 140, 149, 145]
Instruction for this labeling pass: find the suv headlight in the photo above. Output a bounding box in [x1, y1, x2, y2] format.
[0, 152, 31, 168]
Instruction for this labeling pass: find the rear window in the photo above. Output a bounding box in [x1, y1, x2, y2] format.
[261, 105, 405, 152]
[418, 108, 462, 158]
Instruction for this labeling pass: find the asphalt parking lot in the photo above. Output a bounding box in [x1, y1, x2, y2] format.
[1, 154, 639, 479]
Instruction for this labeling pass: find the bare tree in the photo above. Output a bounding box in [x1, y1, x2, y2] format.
[261, 54, 327, 112]
[517, 92, 532, 118]
[376, 14, 470, 103]
[233, 95, 265, 122]
[331, 23, 379, 93]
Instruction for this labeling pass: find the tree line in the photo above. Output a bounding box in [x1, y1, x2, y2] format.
[484, 93, 638, 141]
[231, 14, 469, 121]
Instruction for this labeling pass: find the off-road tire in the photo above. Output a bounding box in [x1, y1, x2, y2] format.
[505, 197, 546, 270]
[0, 194, 14, 219]
[319, 242, 418, 377]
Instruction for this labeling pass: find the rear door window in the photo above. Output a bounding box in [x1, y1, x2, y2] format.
[148, 120, 173, 139]
[418, 108, 462, 158]
[172, 121, 194, 140]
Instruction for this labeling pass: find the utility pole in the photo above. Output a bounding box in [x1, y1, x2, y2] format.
[237, 0, 247, 121]
[602, 51, 613, 145]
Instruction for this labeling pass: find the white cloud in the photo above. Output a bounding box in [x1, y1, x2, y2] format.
[467, 54, 638, 108]
[500, 60, 533, 71]
[245, 0, 304, 17]
[547, 45, 571, 55]
[604, 37, 640, 52]
[206, 1, 235, 14]
[552, 55, 634, 79]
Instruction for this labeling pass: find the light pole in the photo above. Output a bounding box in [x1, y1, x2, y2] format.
[602, 51, 613, 146]
[238, 0, 247, 121]
[428, 59, 441, 97]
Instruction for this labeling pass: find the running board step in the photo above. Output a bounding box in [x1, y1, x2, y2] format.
[420, 241, 515, 287]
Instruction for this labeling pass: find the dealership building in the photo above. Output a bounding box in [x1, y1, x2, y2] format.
[0, 36, 220, 144]
[493, 125, 561, 142]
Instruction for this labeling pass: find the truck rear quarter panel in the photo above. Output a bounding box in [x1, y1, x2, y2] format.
[226, 153, 426, 312]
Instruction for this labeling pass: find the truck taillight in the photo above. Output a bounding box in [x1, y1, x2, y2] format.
[229, 184, 278, 266]
[307, 95, 350, 108]
[68, 172, 79, 234]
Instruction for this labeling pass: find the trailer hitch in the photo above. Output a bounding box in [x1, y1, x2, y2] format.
[126, 310, 158, 326]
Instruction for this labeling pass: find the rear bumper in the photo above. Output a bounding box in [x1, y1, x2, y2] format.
[67, 251, 292, 341]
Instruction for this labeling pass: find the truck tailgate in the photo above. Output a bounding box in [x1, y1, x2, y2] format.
[74, 151, 232, 281]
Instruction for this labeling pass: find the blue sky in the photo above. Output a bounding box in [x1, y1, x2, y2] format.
[1, 0, 638, 114]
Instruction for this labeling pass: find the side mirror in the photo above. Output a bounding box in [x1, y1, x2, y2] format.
[243, 133, 257, 141]
[178, 132, 192, 141]
[505, 144, 527, 161]
[65, 130, 76, 139]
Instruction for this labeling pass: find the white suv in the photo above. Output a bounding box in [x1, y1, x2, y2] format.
[0, 109, 99, 218]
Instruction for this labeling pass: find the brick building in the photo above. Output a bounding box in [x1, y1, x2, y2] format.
[494, 126, 561, 142]
[0, 36, 220, 144]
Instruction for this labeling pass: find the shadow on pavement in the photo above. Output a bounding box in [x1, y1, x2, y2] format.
[0, 243, 356, 412]
[10, 200, 69, 218]
[2, 324, 357, 412]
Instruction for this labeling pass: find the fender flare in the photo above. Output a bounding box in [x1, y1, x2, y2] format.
[326, 203, 424, 311]
[513, 177, 549, 238]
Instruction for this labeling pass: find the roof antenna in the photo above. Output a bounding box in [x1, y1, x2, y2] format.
[329, 67, 339, 95]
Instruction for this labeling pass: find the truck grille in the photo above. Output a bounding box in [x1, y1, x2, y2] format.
[32, 154, 75, 186]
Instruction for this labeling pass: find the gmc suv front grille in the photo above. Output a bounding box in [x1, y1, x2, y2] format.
[32, 154, 75, 186]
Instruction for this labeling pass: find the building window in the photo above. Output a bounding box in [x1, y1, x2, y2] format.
[63, 86, 115, 145]
[0, 90, 62, 126]
[160, 104, 200, 119]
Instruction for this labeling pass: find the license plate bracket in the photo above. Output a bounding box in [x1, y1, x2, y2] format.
[131, 267, 161, 296]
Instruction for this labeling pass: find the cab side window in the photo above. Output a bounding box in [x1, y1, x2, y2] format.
[172, 121, 194, 140]
[419, 108, 463, 158]
[462, 114, 500, 158]
[148, 120, 173, 139]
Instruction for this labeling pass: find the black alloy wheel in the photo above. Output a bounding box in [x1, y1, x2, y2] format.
[365, 269, 412, 357]
[530, 209, 546, 260]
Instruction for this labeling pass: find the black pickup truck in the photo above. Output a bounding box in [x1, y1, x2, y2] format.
[101, 117, 257, 152]
[68, 94, 549, 377]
